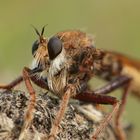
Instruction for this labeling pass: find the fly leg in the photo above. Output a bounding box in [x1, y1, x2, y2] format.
[48, 84, 76, 140]
[75, 75, 131, 140]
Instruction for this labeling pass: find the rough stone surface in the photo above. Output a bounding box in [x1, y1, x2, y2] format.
[0, 90, 131, 140]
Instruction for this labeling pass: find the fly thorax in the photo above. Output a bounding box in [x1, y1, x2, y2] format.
[48, 49, 67, 96]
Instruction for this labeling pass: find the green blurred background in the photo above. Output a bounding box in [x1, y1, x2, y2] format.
[0, 0, 140, 139]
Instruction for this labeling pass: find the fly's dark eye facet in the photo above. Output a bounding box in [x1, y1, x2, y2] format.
[48, 37, 62, 60]
[32, 40, 39, 56]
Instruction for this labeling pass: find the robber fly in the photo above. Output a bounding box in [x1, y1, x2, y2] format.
[0, 27, 135, 140]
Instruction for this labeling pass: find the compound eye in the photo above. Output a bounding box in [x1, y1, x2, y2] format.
[32, 40, 39, 56]
[48, 36, 62, 60]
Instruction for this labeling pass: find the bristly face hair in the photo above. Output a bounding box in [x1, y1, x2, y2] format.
[31, 25, 49, 70]
[31, 25, 64, 71]
[31, 26, 66, 96]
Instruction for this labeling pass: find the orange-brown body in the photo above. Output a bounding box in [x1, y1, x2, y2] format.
[34, 30, 140, 99]
[104, 52, 140, 98]
[56, 31, 140, 99]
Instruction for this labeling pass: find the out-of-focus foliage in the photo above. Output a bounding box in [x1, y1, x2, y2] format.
[0, 1, 140, 140]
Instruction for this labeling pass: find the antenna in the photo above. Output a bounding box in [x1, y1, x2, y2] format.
[31, 25, 40, 36]
[41, 24, 48, 36]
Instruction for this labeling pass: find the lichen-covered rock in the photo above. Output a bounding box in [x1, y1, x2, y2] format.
[0, 90, 130, 140]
